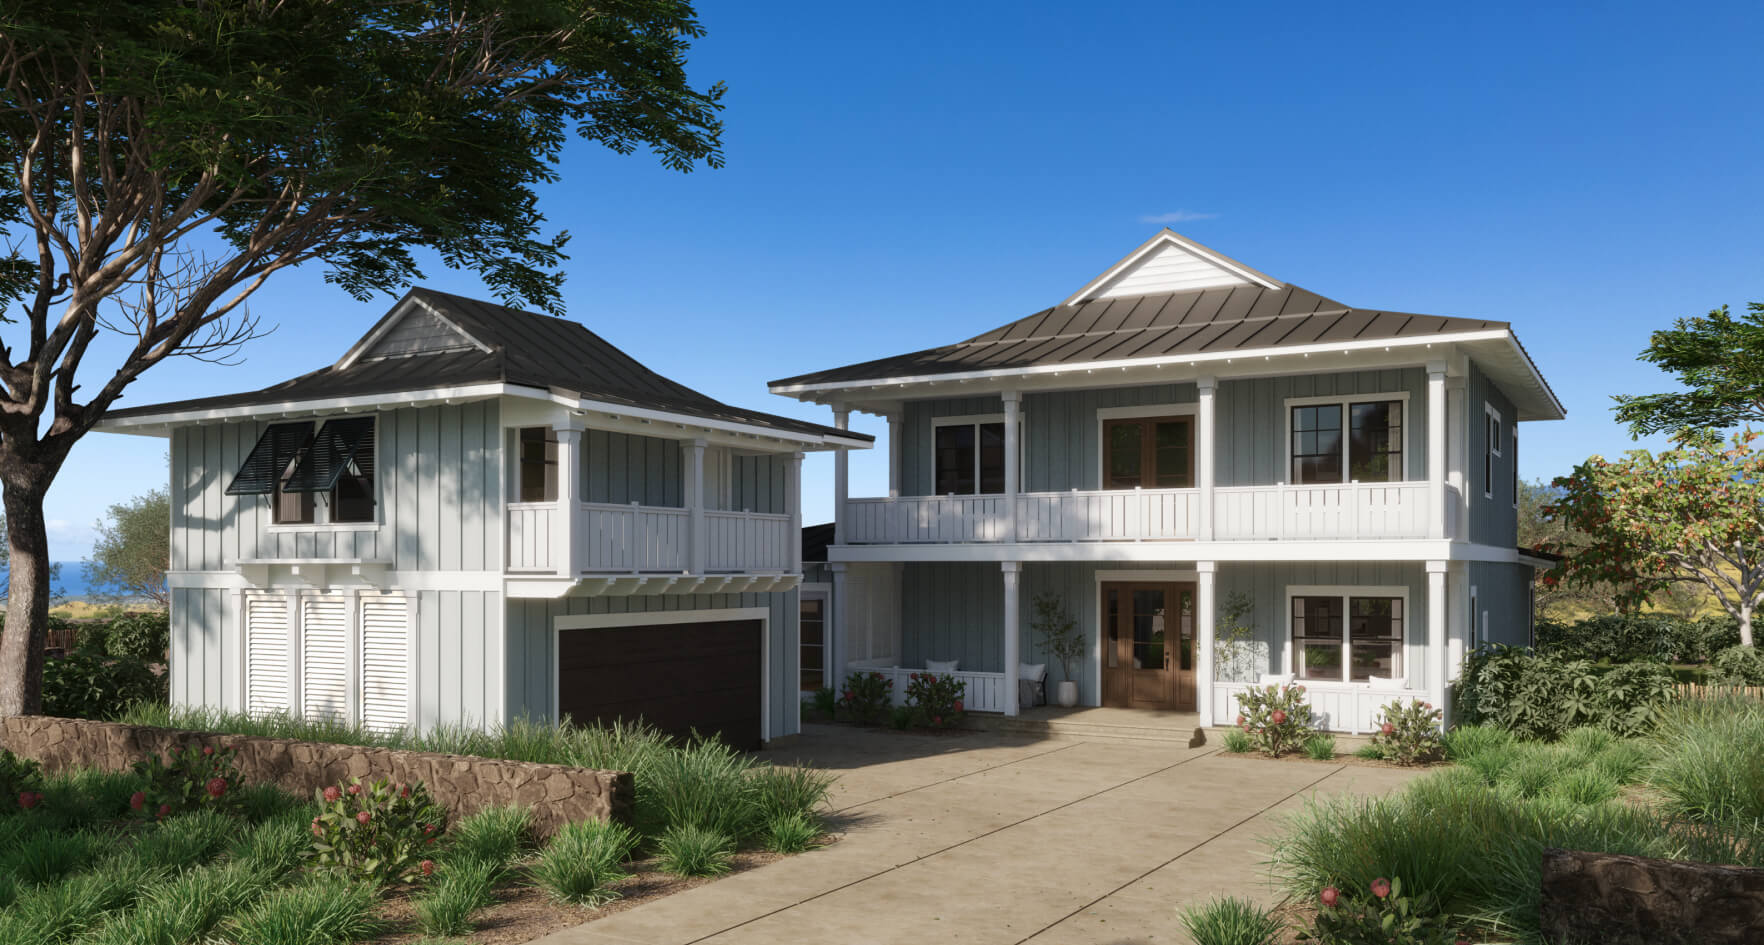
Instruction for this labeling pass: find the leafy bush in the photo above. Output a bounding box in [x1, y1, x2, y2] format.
[1304, 734, 1336, 760]
[131, 741, 246, 819]
[100, 612, 170, 663]
[1456, 645, 1677, 740]
[1178, 896, 1283, 945]
[1300, 876, 1459, 945]
[1708, 644, 1764, 685]
[306, 777, 448, 884]
[40, 649, 166, 719]
[655, 824, 733, 877]
[1535, 613, 1738, 664]
[532, 819, 638, 907]
[1371, 700, 1443, 766]
[1221, 729, 1252, 753]
[889, 705, 914, 729]
[1233, 683, 1315, 757]
[1, 749, 43, 814]
[902, 671, 965, 729]
[836, 671, 892, 724]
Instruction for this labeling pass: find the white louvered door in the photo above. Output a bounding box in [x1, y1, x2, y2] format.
[300, 597, 350, 721]
[244, 596, 290, 714]
[359, 596, 410, 733]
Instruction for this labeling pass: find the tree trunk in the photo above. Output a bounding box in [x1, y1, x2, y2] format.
[0, 479, 53, 717]
[1740, 600, 1755, 649]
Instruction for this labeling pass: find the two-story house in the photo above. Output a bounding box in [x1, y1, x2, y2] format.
[96, 289, 870, 748]
[769, 231, 1560, 732]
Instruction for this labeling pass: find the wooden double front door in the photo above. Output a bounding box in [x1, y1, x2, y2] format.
[1100, 582, 1196, 710]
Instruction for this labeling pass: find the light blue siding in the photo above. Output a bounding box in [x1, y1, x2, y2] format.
[1468, 362, 1520, 548]
[1470, 560, 1534, 648]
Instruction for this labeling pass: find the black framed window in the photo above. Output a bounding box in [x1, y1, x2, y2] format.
[1292, 596, 1343, 681]
[934, 421, 1008, 495]
[518, 427, 559, 502]
[800, 596, 826, 692]
[1348, 597, 1403, 681]
[268, 417, 376, 525]
[1290, 405, 1343, 484]
[1485, 406, 1503, 499]
[1349, 401, 1403, 482]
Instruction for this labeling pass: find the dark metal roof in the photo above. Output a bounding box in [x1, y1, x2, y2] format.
[106, 288, 868, 442]
[801, 522, 834, 564]
[770, 284, 1510, 389]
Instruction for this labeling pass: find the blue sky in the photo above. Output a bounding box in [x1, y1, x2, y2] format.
[58, 1, 1764, 559]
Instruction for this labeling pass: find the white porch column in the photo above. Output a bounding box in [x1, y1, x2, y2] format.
[1446, 373, 1468, 539]
[829, 562, 849, 689]
[1002, 391, 1021, 542]
[788, 451, 804, 573]
[1427, 361, 1447, 540]
[1447, 559, 1468, 682]
[1196, 561, 1217, 727]
[554, 426, 585, 578]
[1427, 559, 1449, 721]
[832, 405, 851, 544]
[887, 414, 903, 498]
[1002, 561, 1022, 717]
[1196, 376, 1217, 541]
[682, 437, 707, 575]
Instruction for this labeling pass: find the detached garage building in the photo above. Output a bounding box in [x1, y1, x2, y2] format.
[97, 288, 870, 746]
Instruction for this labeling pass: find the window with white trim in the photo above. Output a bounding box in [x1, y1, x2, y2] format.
[1291, 589, 1406, 682]
[1288, 396, 1406, 484]
[931, 415, 1019, 495]
[1484, 404, 1502, 500]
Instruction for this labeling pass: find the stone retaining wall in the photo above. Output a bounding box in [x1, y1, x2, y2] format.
[1541, 847, 1764, 945]
[0, 716, 632, 837]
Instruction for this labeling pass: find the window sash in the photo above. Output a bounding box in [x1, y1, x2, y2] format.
[934, 420, 1011, 495]
[1290, 405, 1344, 484]
[1291, 593, 1404, 682]
[1105, 416, 1193, 489]
[800, 597, 826, 692]
[1348, 401, 1403, 483]
[518, 427, 560, 503]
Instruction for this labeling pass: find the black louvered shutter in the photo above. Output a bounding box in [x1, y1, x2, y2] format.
[226, 422, 316, 496]
[282, 417, 375, 493]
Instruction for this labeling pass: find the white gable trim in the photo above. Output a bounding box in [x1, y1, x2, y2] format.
[1062, 230, 1283, 306]
[334, 294, 492, 371]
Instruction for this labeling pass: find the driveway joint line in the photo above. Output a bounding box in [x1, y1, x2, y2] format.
[676, 743, 1223, 945]
[1009, 763, 1349, 944]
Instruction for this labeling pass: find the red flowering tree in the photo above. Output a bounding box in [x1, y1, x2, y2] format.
[1542, 431, 1764, 647]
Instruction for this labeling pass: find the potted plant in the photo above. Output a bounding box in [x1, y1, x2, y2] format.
[1032, 593, 1086, 707]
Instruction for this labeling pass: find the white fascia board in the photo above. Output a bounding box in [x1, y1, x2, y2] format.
[825, 539, 1533, 565]
[93, 383, 515, 435]
[543, 389, 871, 452]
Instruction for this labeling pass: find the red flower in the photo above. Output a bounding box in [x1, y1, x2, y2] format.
[932, 716, 943, 726]
[311, 817, 325, 838]
[1270, 710, 1287, 725]
[420, 859, 435, 876]
[953, 700, 964, 712]
[1320, 886, 1339, 908]
[206, 778, 227, 798]
[18, 791, 39, 810]
[1370, 877, 1391, 899]
[201, 746, 214, 756]
[157, 803, 172, 819]
[323, 786, 342, 803]
[399, 785, 411, 798]
[356, 811, 372, 825]
[421, 822, 435, 834]
[347, 783, 363, 796]
[1381, 722, 1395, 735]
[1236, 714, 1245, 726]
[129, 791, 146, 811]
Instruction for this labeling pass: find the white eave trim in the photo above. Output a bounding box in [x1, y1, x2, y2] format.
[1060, 229, 1284, 306]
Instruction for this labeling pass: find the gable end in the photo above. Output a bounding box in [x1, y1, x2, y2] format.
[360, 304, 483, 360]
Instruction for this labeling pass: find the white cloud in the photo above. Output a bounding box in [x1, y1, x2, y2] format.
[1139, 210, 1219, 224]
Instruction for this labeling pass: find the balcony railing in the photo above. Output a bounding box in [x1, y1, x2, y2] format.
[506, 501, 793, 573]
[843, 481, 1458, 545]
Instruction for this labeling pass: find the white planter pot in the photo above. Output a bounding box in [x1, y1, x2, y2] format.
[1056, 680, 1079, 707]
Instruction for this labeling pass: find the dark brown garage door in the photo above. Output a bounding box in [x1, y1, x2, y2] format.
[557, 619, 763, 750]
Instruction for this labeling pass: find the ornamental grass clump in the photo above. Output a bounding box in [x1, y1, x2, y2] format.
[532, 819, 639, 907]
[1647, 694, 1764, 827]
[764, 811, 822, 853]
[1441, 723, 1512, 761]
[1177, 896, 1283, 945]
[655, 823, 734, 877]
[1304, 734, 1336, 761]
[306, 777, 448, 885]
[1234, 683, 1315, 757]
[1221, 729, 1253, 753]
[413, 857, 500, 936]
[445, 805, 533, 868]
[1370, 699, 1443, 766]
[222, 876, 381, 945]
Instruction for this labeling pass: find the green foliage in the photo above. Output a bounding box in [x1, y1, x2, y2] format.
[655, 824, 733, 877]
[83, 859, 264, 945]
[1178, 896, 1284, 945]
[812, 687, 838, 719]
[532, 819, 638, 907]
[1212, 591, 1261, 683]
[889, 705, 915, 729]
[1, 748, 43, 812]
[445, 805, 532, 868]
[131, 741, 246, 819]
[1370, 699, 1443, 766]
[764, 811, 822, 853]
[836, 671, 893, 725]
[1299, 876, 1460, 945]
[0, 857, 147, 945]
[222, 877, 381, 945]
[1353, 743, 1384, 761]
[231, 809, 316, 879]
[1031, 593, 1086, 682]
[1221, 729, 1253, 753]
[131, 809, 237, 870]
[1547, 768, 1621, 806]
[40, 649, 166, 719]
[86, 489, 171, 607]
[1612, 301, 1764, 437]
[635, 736, 757, 839]
[1536, 613, 1739, 664]
[746, 764, 832, 835]
[902, 671, 966, 728]
[99, 612, 171, 663]
[1456, 645, 1678, 739]
[413, 857, 500, 936]
[1709, 644, 1764, 685]
[1304, 734, 1336, 760]
[1647, 696, 1764, 826]
[1442, 724, 1512, 761]
[1233, 683, 1315, 757]
[305, 777, 448, 885]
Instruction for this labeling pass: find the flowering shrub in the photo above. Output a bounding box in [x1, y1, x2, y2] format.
[1234, 683, 1315, 757]
[1370, 700, 1443, 766]
[2, 749, 43, 815]
[837, 671, 893, 725]
[130, 741, 245, 818]
[307, 776, 449, 884]
[1300, 875, 1463, 945]
[903, 672, 966, 729]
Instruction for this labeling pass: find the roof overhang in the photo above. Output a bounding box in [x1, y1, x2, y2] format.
[506, 571, 803, 600]
[96, 382, 872, 452]
[770, 328, 1563, 423]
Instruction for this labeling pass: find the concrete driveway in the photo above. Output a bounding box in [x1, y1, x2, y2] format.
[529, 724, 1423, 945]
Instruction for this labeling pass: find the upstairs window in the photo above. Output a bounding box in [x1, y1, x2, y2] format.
[1484, 404, 1503, 500]
[517, 427, 559, 502]
[232, 418, 376, 525]
[933, 418, 1007, 495]
[1290, 398, 1405, 485]
[1104, 416, 1194, 489]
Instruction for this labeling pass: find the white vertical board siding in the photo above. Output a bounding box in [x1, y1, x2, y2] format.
[413, 589, 502, 729]
[503, 589, 800, 740]
[169, 588, 236, 710]
[582, 430, 683, 507]
[300, 597, 350, 721]
[359, 596, 411, 733]
[244, 596, 290, 715]
[1090, 242, 1252, 298]
[1216, 369, 1429, 487]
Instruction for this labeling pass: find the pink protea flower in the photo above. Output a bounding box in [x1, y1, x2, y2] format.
[201, 746, 214, 756]
[953, 700, 964, 712]
[932, 715, 943, 726]
[1370, 877, 1391, 899]
[356, 810, 372, 825]
[129, 791, 146, 811]
[347, 783, 363, 796]
[323, 785, 342, 803]
[399, 784, 410, 798]
[420, 859, 435, 876]
[1381, 722, 1395, 735]
[18, 791, 39, 810]
[1236, 714, 1246, 726]
[157, 803, 172, 819]
[311, 817, 325, 838]
[1270, 710, 1287, 725]
[1320, 886, 1339, 908]
[206, 778, 227, 798]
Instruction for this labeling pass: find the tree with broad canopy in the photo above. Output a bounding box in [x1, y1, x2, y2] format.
[1613, 302, 1764, 438]
[0, 0, 725, 716]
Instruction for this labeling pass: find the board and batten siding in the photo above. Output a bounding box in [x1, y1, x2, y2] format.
[169, 402, 503, 571]
[1469, 559, 1534, 649]
[1467, 361, 1520, 549]
[577, 430, 787, 514]
[504, 590, 801, 740]
[1215, 368, 1429, 486]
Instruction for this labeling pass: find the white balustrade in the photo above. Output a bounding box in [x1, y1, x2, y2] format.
[505, 503, 557, 572]
[844, 664, 1008, 714]
[509, 501, 796, 575]
[706, 510, 794, 571]
[579, 502, 690, 572]
[1213, 680, 1434, 734]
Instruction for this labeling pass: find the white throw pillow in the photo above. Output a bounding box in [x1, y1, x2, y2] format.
[1368, 675, 1408, 690]
[1259, 673, 1294, 686]
[925, 659, 959, 674]
[1018, 662, 1046, 682]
